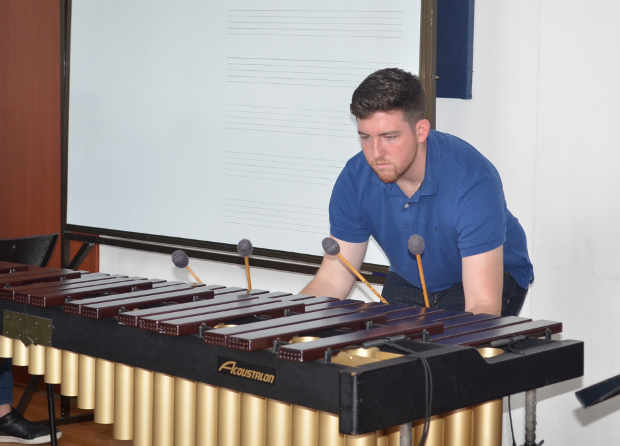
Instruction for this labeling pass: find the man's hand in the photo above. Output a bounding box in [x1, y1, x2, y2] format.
[462, 245, 503, 315]
[301, 236, 368, 299]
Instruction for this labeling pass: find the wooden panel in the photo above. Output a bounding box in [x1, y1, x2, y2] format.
[0, 1, 61, 267]
[68, 239, 100, 272]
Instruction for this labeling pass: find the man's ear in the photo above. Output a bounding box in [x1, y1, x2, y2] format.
[415, 118, 431, 143]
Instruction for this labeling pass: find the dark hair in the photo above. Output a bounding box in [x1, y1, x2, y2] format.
[350, 68, 426, 122]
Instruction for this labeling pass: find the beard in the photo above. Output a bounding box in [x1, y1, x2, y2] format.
[372, 164, 400, 183]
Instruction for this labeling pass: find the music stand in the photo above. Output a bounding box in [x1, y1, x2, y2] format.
[0, 234, 58, 267]
[576, 374, 620, 407]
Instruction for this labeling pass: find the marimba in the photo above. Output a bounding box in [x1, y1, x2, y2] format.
[0, 261, 583, 446]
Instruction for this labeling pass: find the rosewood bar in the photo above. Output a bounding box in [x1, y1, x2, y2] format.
[226, 308, 395, 352]
[203, 303, 377, 347]
[439, 312, 500, 327]
[278, 317, 445, 362]
[63, 281, 192, 315]
[384, 308, 464, 323]
[302, 299, 367, 312]
[139, 293, 284, 332]
[12, 275, 134, 303]
[433, 320, 563, 346]
[87, 286, 279, 321]
[0, 268, 60, 282]
[158, 300, 307, 336]
[8, 272, 110, 294]
[387, 310, 500, 329]
[29, 278, 161, 307]
[0, 271, 87, 299]
[0, 261, 31, 273]
[13, 276, 133, 305]
[12, 273, 118, 304]
[430, 316, 532, 342]
[116, 286, 259, 327]
[80, 285, 218, 319]
[0, 269, 83, 292]
[290, 296, 337, 306]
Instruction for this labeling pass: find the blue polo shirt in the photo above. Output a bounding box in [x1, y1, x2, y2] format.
[329, 130, 533, 291]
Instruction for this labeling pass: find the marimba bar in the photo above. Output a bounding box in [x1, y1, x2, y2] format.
[0, 261, 584, 446]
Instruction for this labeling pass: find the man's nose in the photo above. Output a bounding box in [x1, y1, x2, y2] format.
[372, 138, 386, 158]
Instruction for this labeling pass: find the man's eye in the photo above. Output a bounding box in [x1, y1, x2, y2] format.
[384, 134, 397, 140]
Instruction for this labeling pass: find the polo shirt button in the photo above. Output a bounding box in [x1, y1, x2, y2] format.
[404, 203, 410, 209]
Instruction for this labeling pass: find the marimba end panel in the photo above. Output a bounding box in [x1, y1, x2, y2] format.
[337, 338, 583, 434]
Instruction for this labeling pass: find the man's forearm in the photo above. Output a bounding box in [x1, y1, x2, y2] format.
[301, 276, 348, 300]
[462, 246, 504, 315]
[465, 297, 501, 316]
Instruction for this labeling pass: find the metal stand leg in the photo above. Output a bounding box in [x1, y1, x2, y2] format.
[60, 395, 70, 419]
[46, 384, 58, 446]
[400, 421, 412, 446]
[56, 396, 94, 425]
[524, 389, 544, 446]
[16, 376, 43, 414]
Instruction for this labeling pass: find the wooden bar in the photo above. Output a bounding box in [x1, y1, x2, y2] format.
[0, 267, 60, 281]
[116, 286, 252, 327]
[11, 273, 110, 304]
[159, 301, 307, 336]
[81, 286, 219, 320]
[133, 289, 270, 327]
[203, 304, 380, 347]
[6, 272, 110, 295]
[303, 299, 367, 312]
[386, 310, 500, 329]
[12, 275, 131, 303]
[129, 290, 286, 325]
[227, 309, 393, 352]
[138, 294, 279, 332]
[0, 269, 82, 294]
[18, 275, 132, 294]
[441, 313, 501, 328]
[278, 294, 315, 301]
[379, 306, 444, 322]
[214, 286, 246, 295]
[434, 320, 563, 346]
[29, 279, 160, 307]
[290, 296, 337, 306]
[63, 281, 192, 315]
[430, 316, 531, 342]
[0, 261, 30, 273]
[383, 307, 461, 322]
[278, 318, 445, 362]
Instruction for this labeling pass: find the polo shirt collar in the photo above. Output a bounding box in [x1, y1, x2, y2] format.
[418, 132, 438, 197]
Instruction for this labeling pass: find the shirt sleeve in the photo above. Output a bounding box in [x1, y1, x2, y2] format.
[329, 164, 370, 243]
[455, 175, 507, 258]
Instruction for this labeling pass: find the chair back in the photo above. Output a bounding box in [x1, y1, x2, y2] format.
[0, 234, 58, 267]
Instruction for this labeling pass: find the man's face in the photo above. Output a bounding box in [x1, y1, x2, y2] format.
[357, 110, 419, 183]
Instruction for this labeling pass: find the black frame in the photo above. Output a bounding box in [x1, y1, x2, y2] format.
[59, 0, 438, 280]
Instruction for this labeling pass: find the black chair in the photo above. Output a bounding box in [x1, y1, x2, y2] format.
[0, 234, 60, 444]
[0, 234, 58, 267]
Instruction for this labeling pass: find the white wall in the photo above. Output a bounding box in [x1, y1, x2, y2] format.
[100, 1, 620, 443]
[438, 1, 620, 444]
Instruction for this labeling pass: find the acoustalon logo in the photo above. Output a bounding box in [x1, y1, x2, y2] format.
[217, 358, 276, 385]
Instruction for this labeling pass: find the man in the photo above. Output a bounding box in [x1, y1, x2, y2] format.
[302, 68, 533, 316]
[0, 360, 59, 444]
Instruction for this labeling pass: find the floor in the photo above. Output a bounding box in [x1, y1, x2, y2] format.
[10, 382, 128, 446]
